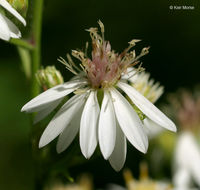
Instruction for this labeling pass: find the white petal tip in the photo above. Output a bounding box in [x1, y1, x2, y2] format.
[56, 144, 66, 154]
[83, 153, 91, 160]
[102, 153, 110, 160]
[111, 165, 123, 172]
[84, 156, 90, 160]
[163, 122, 177, 133]
[136, 136, 149, 154]
[23, 20, 26, 26]
[142, 148, 148, 154]
[56, 148, 63, 154]
[114, 168, 122, 172]
[81, 150, 92, 159]
[38, 144, 43, 149]
[39, 139, 47, 149]
[138, 146, 148, 154]
[171, 124, 177, 132]
[21, 106, 25, 112]
[21, 104, 30, 112]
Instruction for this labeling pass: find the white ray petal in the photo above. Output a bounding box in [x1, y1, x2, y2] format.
[109, 122, 127, 171]
[0, 13, 21, 38]
[39, 93, 86, 148]
[0, 0, 26, 25]
[80, 91, 99, 159]
[56, 104, 84, 153]
[21, 80, 86, 113]
[118, 82, 176, 132]
[0, 13, 10, 41]
[110, 88, 148, 153]
[99, 90, 116, 159]
[33, 98, 63, 124]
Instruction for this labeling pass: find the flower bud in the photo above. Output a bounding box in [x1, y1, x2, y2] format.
[36, 66, 64, 91]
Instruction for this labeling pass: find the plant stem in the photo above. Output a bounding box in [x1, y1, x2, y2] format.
[31, 0, 44, 98]
[10, 38, 34, 50]
[30, 0, 44, 189]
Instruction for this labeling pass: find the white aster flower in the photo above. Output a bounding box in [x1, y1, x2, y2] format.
[173, 132, 200, 189]
[21, 21, 176, 171]
[0, 0, 26, 41]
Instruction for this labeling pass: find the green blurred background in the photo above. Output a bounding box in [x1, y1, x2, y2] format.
[0, 0, 200, 189]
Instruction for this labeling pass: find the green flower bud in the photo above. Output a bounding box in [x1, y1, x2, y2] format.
[36, 66, 64, 91]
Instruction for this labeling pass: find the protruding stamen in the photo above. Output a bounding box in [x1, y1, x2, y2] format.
[128, 39, 141, 46]
[58, 57, 78, 75]
[98, 20, 105, 41]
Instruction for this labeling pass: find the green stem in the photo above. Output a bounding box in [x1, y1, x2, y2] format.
[31, 0, 44, 98]
[30, 0, 44, 189]
[10, 38, 34, 50]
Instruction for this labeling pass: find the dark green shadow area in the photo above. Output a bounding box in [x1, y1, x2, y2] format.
[0, 51, 34, 189]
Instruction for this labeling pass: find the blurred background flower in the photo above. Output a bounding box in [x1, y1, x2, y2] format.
[106, 163, 172, 190]
[44, 174, 93, 190]
[166, 88, 200, 189]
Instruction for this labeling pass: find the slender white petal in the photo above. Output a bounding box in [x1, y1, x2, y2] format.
[39, 93, 86, 148]
[118, 81, 176, 132]
[80, 91, 99, 159]
[33, 98, 63, 124]
[99, 90, 116, 159]
[0, 13, 10, 41]
[56, 101, 85, 153]
[109, 122, 127, 171]
[110, 88, 148, 153]
[21, 80, 86, 113]
[1, 13, 21, 38]
[0, 0, 26, 25]
[143, 118, 164, 138]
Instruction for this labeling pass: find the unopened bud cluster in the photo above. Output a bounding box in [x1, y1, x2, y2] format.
[36, 66, 64, 90]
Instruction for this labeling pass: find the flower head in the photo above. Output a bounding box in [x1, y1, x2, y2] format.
[21, 21, 176, 171]
[0, 0, 26, 41]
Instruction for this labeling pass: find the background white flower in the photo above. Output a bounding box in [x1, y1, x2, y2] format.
[0, 0, 26, 41]
[173, 132, 200, 189]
